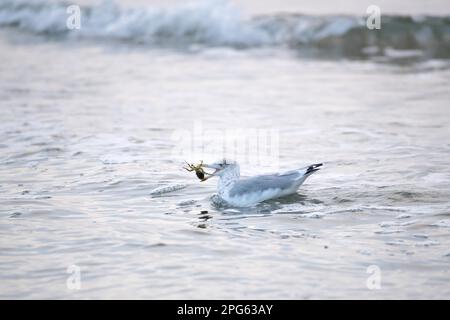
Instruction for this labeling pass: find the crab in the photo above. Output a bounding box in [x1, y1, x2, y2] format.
[183, 160, 211, 181]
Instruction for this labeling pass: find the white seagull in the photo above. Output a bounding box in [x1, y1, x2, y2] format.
[202, 160, 323, 207]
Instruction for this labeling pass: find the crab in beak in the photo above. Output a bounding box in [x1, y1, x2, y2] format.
[184, 160, 236, 182]
[183, 160, 211, 181]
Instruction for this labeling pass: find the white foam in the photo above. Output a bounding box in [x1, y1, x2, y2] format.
[150, 183, 187, 195]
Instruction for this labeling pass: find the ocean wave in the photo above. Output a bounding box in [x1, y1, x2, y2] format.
[1, 0, 450, 60]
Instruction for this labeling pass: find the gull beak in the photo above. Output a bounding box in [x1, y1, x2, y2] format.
[201, 163, 222, 181]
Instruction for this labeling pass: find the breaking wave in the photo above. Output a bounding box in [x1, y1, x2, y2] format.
[1, 0, 450, 60]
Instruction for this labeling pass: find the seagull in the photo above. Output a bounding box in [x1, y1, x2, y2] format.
[202, 160, 323, 207]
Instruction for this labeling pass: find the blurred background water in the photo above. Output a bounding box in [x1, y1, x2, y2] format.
[0, 0, 450, 299]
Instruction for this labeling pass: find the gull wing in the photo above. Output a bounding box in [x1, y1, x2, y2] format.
[228, 163, 322, 198]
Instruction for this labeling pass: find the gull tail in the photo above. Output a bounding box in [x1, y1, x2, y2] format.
[304, 163, 323, 176]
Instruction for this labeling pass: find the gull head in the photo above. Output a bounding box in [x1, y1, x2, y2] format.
[203, 159, 240, 180]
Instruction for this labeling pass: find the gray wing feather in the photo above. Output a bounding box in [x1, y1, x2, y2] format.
[229, 172, 301, 197]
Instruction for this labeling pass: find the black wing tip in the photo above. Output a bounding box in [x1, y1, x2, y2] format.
[305, 163, 323, 175]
